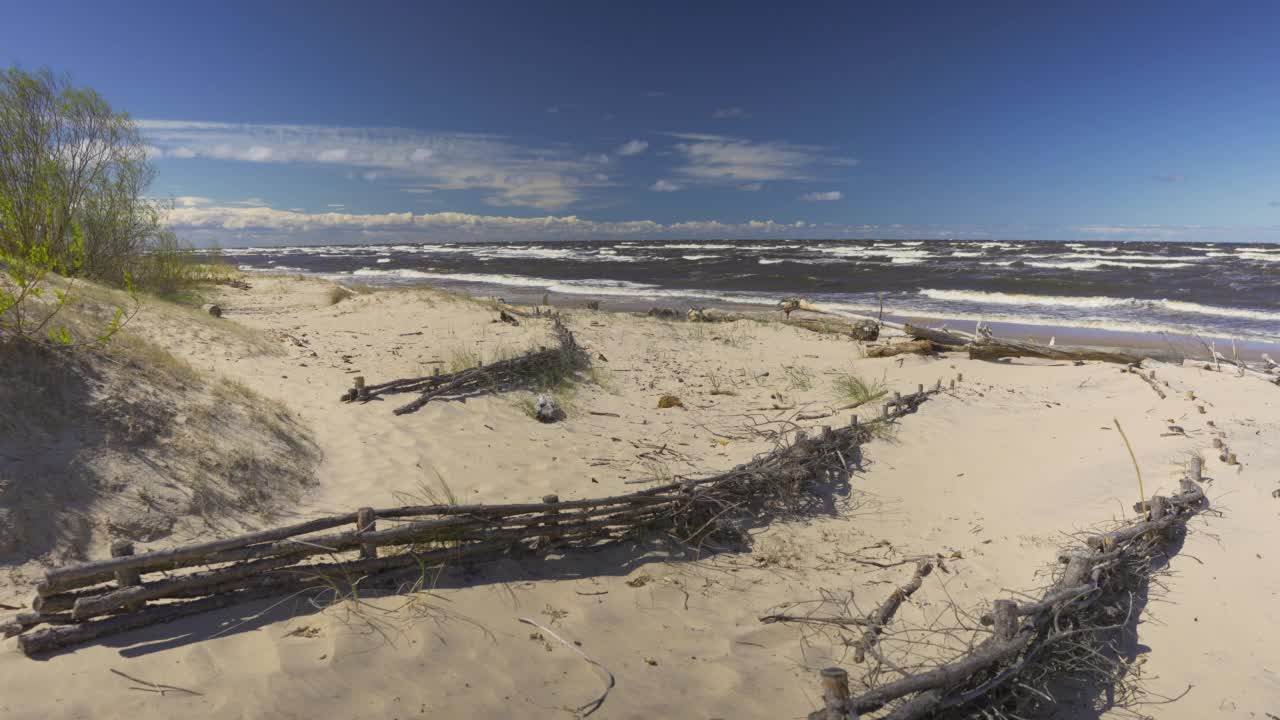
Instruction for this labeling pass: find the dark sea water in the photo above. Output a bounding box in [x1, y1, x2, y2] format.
[225, 239, 1280, 343]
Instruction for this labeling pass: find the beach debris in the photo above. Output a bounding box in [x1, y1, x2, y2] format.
[647, 307, 681, 320]
[783, 317, 879, 341]
[968, 337, 1148, 365]
[585, 300, 600, 311]
[533, 393, 564, 423]
[1126, 364, 1167, 399]
[656, 394, 684, 409]
[518, 617, 615, 716]
[497, 310, 520, 326]
[12, 386, 945, 656]
[904, 323, 971, 349]
[777, 297, 836, 317]
[340, 318, 586, 415]
[865, 339, 936, 358]
[201, 303, 222, 318]
[796, 458, 1208, 718]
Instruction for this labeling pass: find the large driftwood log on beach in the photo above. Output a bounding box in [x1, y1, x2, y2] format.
[783, 317, 879, 341]
[865, 339, 937, 358]
[903, 323, 972, 348]
[967, 338, 1145, 364]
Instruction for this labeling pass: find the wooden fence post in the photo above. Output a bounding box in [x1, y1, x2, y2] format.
[543, 494, 561, 546]
[354, 376, 366, 400]
[1188, 456, 1203, 482]
[110, 540, 144, 611]
[357, 507, 377, 559]
[991, 599, 1017, 641]
[816, 666, 856, 719]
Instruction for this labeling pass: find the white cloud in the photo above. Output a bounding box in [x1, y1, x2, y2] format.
[616, 140, 649, 156]
[172, 195, 212, 207]
[650, 179, 682, 192]
[163, 204, 870, 244]
[712, 107, 749, 119]
[166, 202, 1279, 245]
[668, 133, 853, 186]
[801, 191, 843, 202]
[138, 119, 608, 211]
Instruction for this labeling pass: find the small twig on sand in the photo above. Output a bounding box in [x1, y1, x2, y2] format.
[110, 668, 203, 697]
[518, 617, 615, 717]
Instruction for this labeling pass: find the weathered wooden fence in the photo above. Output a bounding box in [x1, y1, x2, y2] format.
[4, 381, 952, 656]
[801, 457, 1209, 719]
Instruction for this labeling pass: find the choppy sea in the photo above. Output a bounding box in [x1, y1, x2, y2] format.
[225, 239, 1280, 343]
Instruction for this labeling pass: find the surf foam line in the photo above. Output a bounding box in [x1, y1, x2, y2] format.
[919, 289, 1280, 323]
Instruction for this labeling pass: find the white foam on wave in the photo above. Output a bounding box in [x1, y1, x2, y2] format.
[919, 289, 1280, 322]
[985, 260, 1195, 270]
[239, 264, 307, 273]
[758, 258, 785, 265]
[818, 246, 933, 261]
[338, 268, 789, 308]
[683, 254, 721, 261]
[627, 243, 739, 250]
[1238, 251, 1280, 262]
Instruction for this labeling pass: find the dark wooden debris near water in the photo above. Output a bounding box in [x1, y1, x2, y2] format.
[8, 383, 948, 656]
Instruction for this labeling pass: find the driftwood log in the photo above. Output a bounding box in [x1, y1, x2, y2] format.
[968, 338, 1144, 365]
[10, 383, 950, 656]
[903, 324, 971, 348]
[865, 340, 936, 358]
[783, 317, 880, 341]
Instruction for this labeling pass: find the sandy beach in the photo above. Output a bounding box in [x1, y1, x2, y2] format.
[2, 274, 1277, 719]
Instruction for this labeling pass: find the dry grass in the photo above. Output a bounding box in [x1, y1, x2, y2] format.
[833, 371, 889, 406]
[325, 285, 352, 306]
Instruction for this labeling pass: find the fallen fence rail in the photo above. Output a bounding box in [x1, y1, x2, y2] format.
[801, 457, 1210, 719]
[341, 316, 586, 415]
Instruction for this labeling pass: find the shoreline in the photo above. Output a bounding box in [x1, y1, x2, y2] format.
[323, 274, 1280, 361]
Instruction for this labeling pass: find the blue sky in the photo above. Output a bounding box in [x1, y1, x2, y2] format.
[6, 0, 1280, 244]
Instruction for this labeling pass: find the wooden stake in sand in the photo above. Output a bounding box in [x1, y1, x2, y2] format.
[815, 667, 857, 720]
[356, 507, 377, 559]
